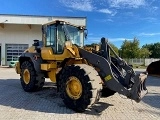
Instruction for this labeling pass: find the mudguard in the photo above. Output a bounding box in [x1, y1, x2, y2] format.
[19, 52, 43, 73]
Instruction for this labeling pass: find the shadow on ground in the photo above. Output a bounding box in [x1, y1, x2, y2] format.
[131, 70, 160, 109]
[0, 79, 111, 115]
[141, 76, 160, 109]
[145, 76, 160, 87]
[84, 102, 113, 115]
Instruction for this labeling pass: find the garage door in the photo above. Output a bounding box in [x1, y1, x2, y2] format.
[6, 44, 29, 65]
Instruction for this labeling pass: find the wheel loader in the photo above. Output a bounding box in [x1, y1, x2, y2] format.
[147, 60, 160, 76]
[15, 20, 148, 112]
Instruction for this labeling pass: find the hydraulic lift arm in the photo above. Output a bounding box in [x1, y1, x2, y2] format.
[79, 38, 148, 102]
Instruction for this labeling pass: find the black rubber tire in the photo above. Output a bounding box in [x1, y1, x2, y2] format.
[101, 87, 116, 97]
[20, 61, 45, 92]
[59, 64, 102, 112]
[56, 68, 63, 92]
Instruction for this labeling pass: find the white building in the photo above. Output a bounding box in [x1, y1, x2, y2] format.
[0, 14, 86, 65]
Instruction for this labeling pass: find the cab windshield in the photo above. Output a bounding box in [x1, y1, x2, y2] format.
[63, 24, 83, 46]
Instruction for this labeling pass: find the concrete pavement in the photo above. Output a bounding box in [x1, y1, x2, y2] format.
[0, 68, 159, 120]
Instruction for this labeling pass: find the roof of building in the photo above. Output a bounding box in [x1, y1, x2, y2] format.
[0, 14, 86, 26]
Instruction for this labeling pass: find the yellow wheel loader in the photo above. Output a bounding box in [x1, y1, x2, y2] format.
[15, 20, 148, 112]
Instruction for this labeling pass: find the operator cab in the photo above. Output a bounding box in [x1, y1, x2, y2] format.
[42, 20, 85, 54]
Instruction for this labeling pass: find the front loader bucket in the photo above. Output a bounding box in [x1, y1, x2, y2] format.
[147, 60, 160, 76]
[129, 72, 148, 102]
[104, 71, 148, 102]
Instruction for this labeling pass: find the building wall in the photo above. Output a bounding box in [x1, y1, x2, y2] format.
[0, 24, 41, 65]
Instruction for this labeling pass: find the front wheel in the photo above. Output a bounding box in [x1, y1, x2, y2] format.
[59, 64, 102, 112]
[20, 61, 45, 92]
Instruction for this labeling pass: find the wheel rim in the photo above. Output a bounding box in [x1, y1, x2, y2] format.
[66, 76, 82, 100]
[23, 69, 30, 84]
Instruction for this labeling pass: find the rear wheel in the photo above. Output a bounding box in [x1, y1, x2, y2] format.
[59, 64, 102, 112]
[20, 61, 45, 92]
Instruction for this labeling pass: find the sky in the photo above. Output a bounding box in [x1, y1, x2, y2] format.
[0, 0, 160, 48]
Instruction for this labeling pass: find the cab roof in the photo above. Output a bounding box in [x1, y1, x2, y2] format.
[43, 20, 86, 29]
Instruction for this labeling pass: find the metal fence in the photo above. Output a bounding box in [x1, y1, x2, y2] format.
[124, 58, 160, 66]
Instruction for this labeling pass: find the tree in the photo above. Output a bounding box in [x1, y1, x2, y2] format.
[139, 48, 151, 58]
[142, 42, 160, 58]
[120, 38, 140, 58]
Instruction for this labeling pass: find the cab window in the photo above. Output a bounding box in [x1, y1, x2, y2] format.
[57, 25, 66, 53]
[46, 25, 56, 52]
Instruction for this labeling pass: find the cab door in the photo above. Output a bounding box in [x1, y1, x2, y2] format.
[45, 24, 66, 54]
